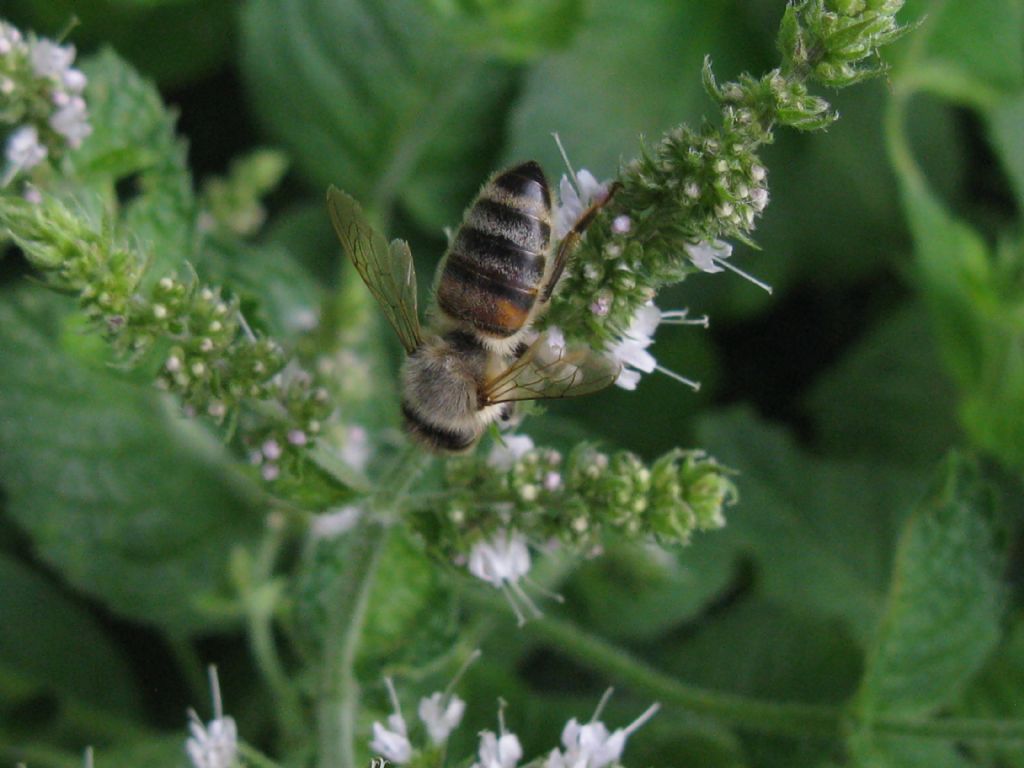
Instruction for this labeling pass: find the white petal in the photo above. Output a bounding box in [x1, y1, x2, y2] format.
[575, 169, 606, 205]
[554, 175, 583, 239]
[418, 692, 465, 744]
[311, 505, 361, 539]
[29, 39, 75, 79]
[488, 435, 535, 471]
[560, 719, 583, 750]
[370, 721, 413, 764]
[627, 302, 662, 339]
[5, 125, 48, 172]
[467, 529, 531, 586]
[613, 367, 641, 390]
[497, 733, 523, 767]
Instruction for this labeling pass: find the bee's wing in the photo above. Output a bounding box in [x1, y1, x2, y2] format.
[481, 333, 621, 405]
[327, 186, 422, 354]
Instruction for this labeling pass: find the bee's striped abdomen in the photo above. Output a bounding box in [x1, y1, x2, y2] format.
[437, 161, 552, 339]
[401, 401, 478, 452]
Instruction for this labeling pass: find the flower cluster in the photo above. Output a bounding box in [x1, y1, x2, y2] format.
[542, 0, 907, 371]
[0, 192, 333, 486]
[544, 695, 660, 768]
[199, 149, 289, 237]
[369, 675, 657, 768]
[414, 434, 735, 587]
[1, 21, 91, 187]
[370, 677, 467, 765]
[779, 0, 909, 87]
[185, 667, 239, 768]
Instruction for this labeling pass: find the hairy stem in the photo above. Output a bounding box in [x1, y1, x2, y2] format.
[247, 521, 306, 750]
[316, 517, 389, 768]
[529, 613, 1024, 746]
[527, 613, 842, 739]
[316, 446, 430, 768]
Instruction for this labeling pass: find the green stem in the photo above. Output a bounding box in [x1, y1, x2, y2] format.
[247, 520, 307, 749]
[167, 633, 208, 708]
[527, 613, 842, 739]
[317, 446, 431, 768]
[317, 517, 389, 768]
[240, 741, 285, 768]
[528, 613, 1024, 747]
[877, 715, 1024, 745]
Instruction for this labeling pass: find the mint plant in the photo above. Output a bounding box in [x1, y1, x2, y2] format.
[2, 2, 1024, 768]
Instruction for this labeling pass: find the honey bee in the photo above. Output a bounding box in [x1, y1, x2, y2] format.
[327, 161, 619, 453]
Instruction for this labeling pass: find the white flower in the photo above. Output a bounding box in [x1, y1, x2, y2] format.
[5, 125, 48, 175]
[187, 715, 238, 768]
[468, 529, 531, 588]
[471, 730, 523, 768]
[49, 96, 91, 148]
[29, 39, 75, 79]
[604, 302, 704, 391]
[370, 678, 413, 764]
[310, 505, 361, 539]
[341, 424, 371, 470]
[554, 169, 609, 240]
[604, 302, 660, 391]
[545, 697, 660, 768]
[62, 67, 87, 93]
[0, 23, 24, 56]
[611, 215, 632, 234]
[537, 327, 567, 362]
[684, 239, 732, 273]
[684, 239, 773, 293]
[185, 667, 238, 768]
[487, 434, 535, 472]
[370, 715, 412, 764]
[418, 692, 466, 744]
[261, 439, 282, 461]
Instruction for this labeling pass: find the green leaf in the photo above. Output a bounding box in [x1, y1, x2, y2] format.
[197, 236, 321, 342]
[848, 733, 975, 768]
[805, 304, 960, 467]
[696, 408, 926, 645]
[855, 453, 1003, 718]
[293, 527, 455, 672]
[896, 0, 1024, 105]
[957, 617, 1024, 767]
[986, 90, 1024, 214]
[0, 291, 263, 631]
[358, 531, 457, 670]
[239, 0, 517, 227]
[651, 596, 861, 768]
[892, 132, 1024, 468]
[0, 554, 139, 721]
[263, 199, 343, 285]
[503, 0, 742, 179]
[653, 596, 863, 708]
[567, 537, 735, 642]
[424, 0, 585, 63]
[76, 50, 196, 278]
[95, 735, 190, 768]
[5, 0, 235, 87]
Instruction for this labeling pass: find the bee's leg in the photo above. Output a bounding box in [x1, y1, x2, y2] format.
[539, 181, 622, 303]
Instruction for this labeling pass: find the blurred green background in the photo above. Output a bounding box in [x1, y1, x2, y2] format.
[1, 0, 1023, 767]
